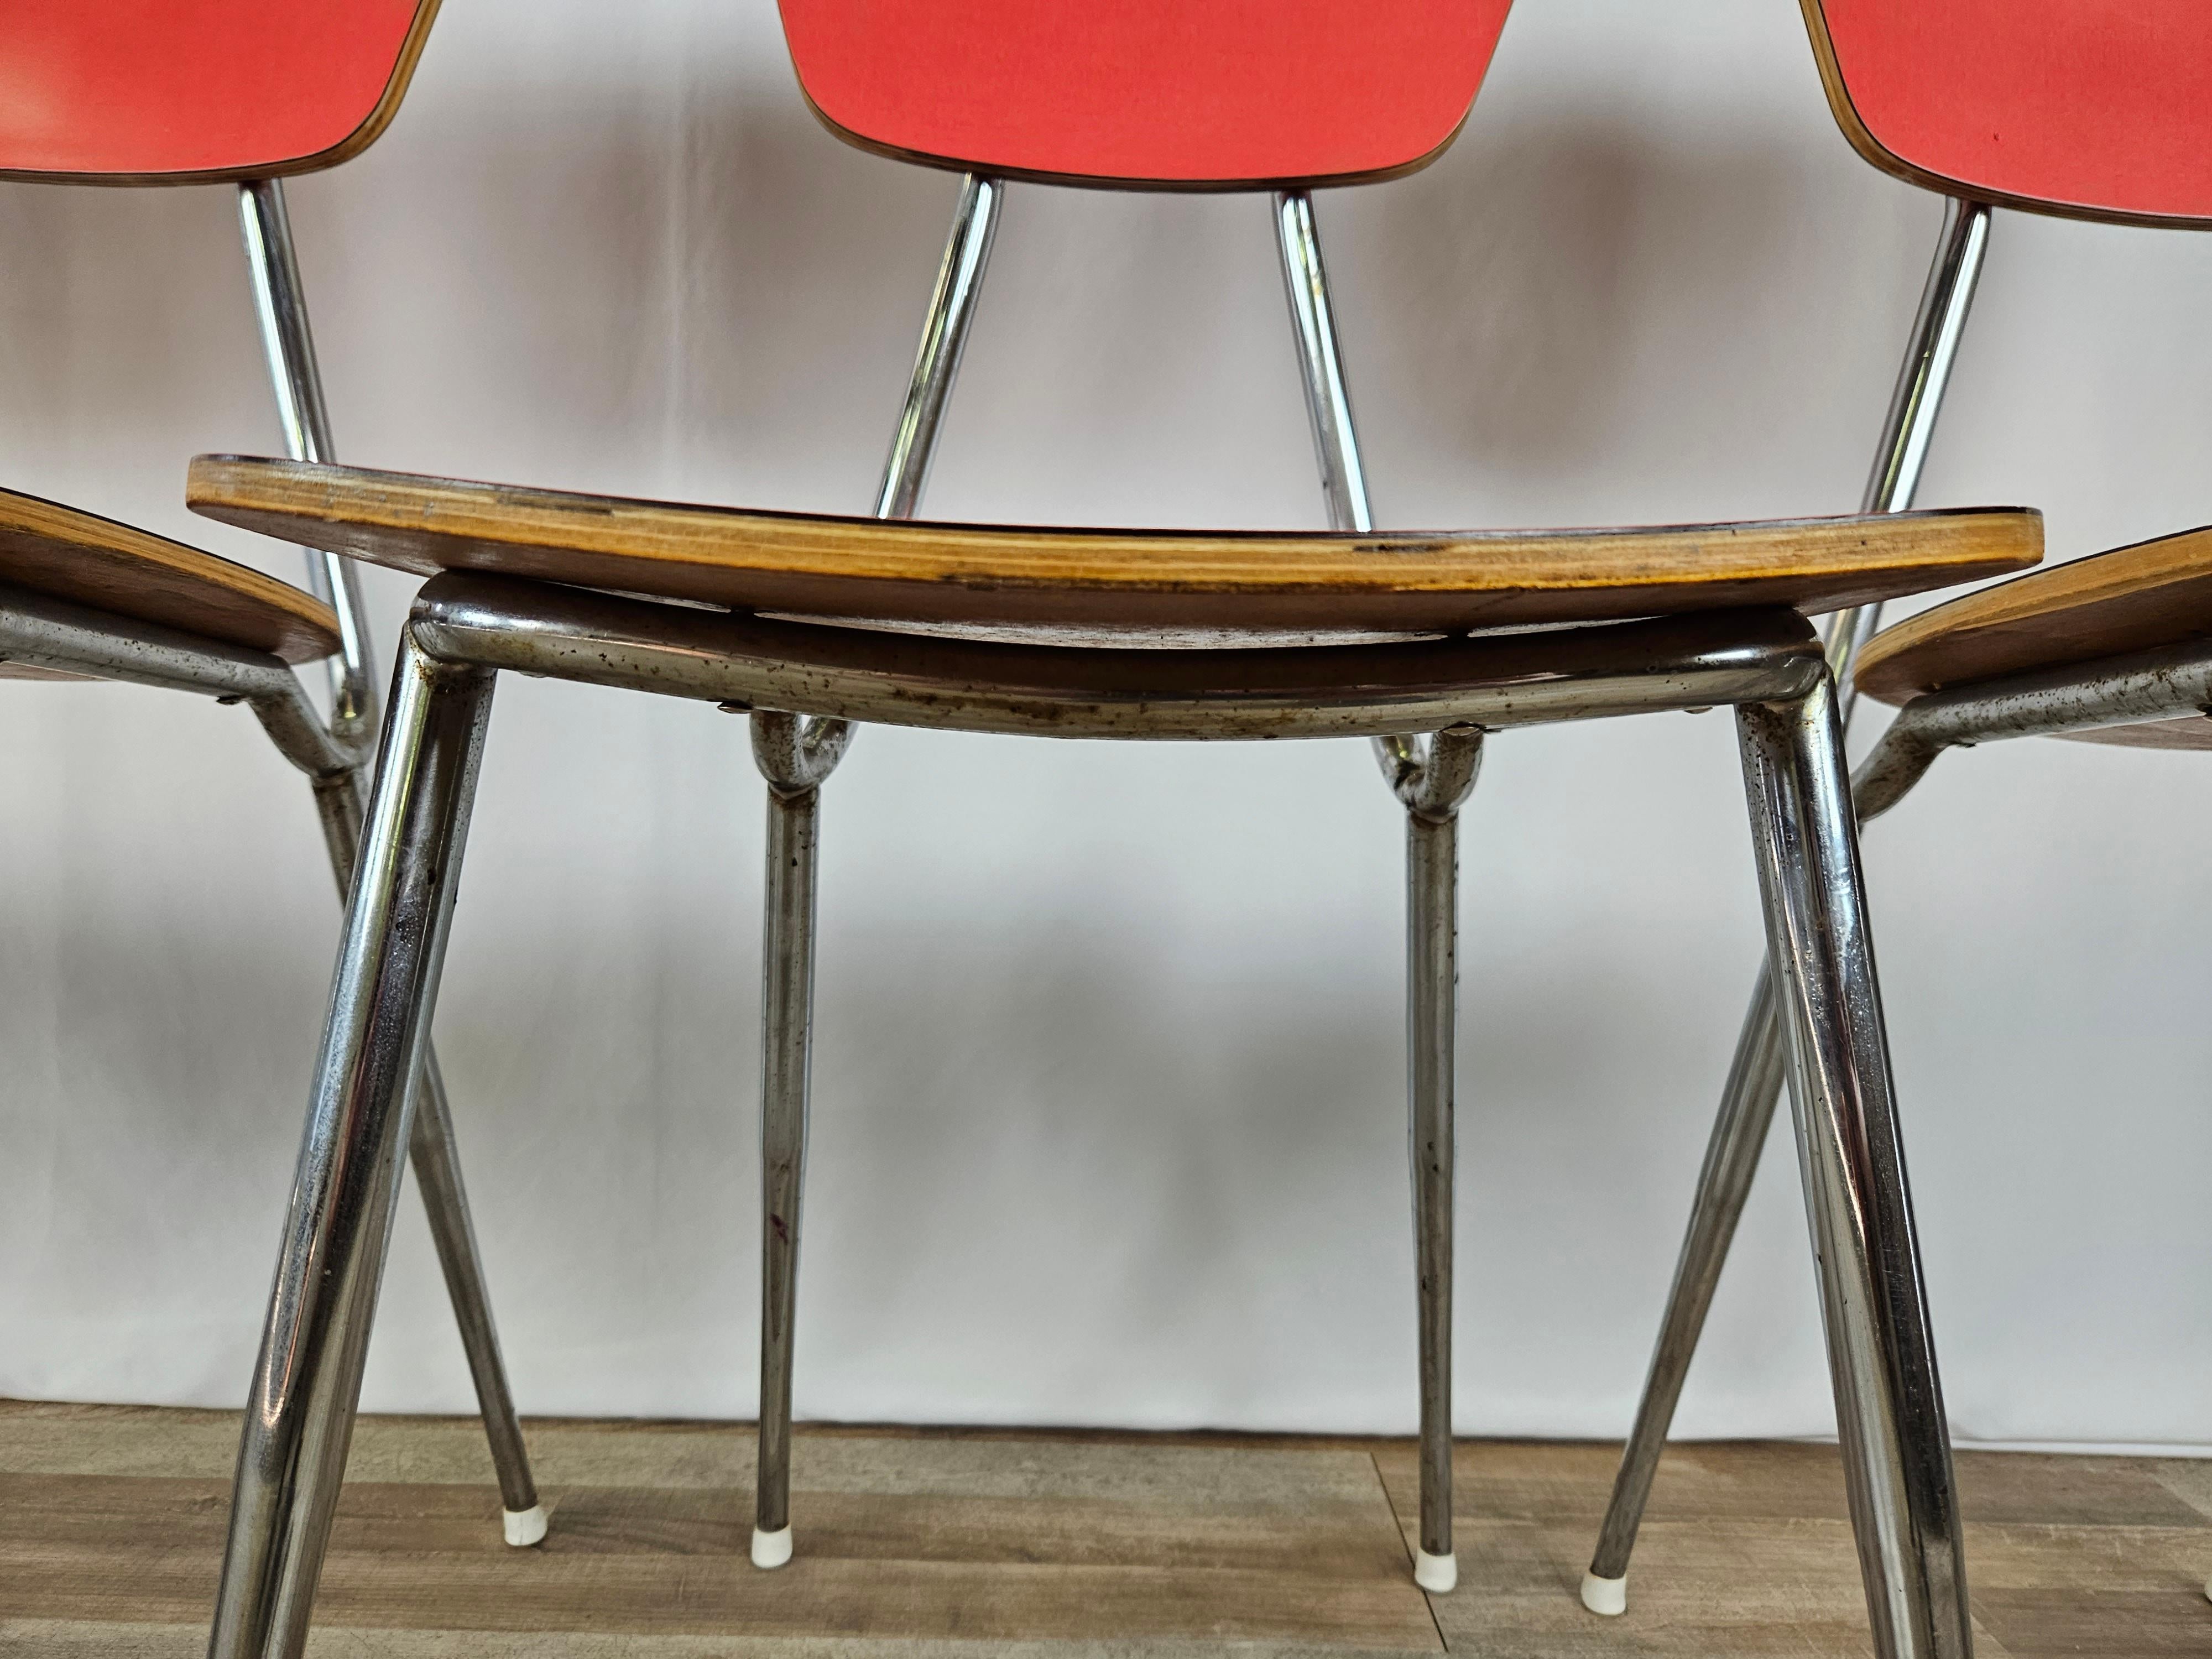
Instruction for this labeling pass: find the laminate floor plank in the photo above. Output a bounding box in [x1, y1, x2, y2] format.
[0, 1623, 1434, 1659]
[1976, 1589, 2210, 1657]
[3, 1402, 2205, 1657]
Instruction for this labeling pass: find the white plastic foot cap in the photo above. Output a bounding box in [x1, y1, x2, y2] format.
[503, 1505, 549, 1548]
[752, 1525, 794, 1569]
[1580, 1569, 1627, 1616]
[1414, 1549, 1457, 1594]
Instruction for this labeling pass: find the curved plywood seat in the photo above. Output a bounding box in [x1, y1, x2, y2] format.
[1857, 526, 2212, 695]
[1, 0, 439, 184]
[185, 457, 2040, 638]
[0, 488, 340, 664]
[776, 0, 1516, 190]
[1855, 526, 2212, 750]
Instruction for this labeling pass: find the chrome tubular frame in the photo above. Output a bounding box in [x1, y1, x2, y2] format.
[1734, 679, 1970, 1659]
[238, 180, 374, 739]
[0, 582, 362, 782]
[1853, 638, 2212, 821]
[741, 173, 1000, 1569]
[416, 576, 1823, 739]
[208, 637, 499, 1659]
[1585, 197, 1994, 1616]
[213, 565, 1970, 1647]
[745, 711, 852, 1570]
[237, 176, 544, 1538]
[1272, 190, 1374, 535]
[875, 174, 1004, 520]
[1277, 185, 1489, 1592]
[1834, 198, 1996, 705]
[1376, 728, 1483, 1589]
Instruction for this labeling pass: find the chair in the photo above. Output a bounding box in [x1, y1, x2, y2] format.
[185, 15, 2048, 1657]
[1584, 0, 2212, 1632]
[184, 465, 2036, 1652]
[3, 0, 546, 1548]
[1848, 527, 2212, 1611]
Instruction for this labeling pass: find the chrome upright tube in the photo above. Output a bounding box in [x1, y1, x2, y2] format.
[406, 1057, 539, 1521]
[875, 174, 1003, 520]
[744, 174, 992, 1566]
[1281, 190, 1477, 1595]
[745, 712, 849, 1571]
[238, 180, 375, 742]
[1734, 679, 1970, 1659]
[300, 773, 539, 1528]
[1832, 198, 1995, 708]
[1584, 969, 1788, 1604]
[239, 176, 543, 1540]
[1582, 197, 1992, 1613]
[1271, 189, 1373, 535]
[1375, 728, 1483, 1594]
[208, 638, 498, 1659]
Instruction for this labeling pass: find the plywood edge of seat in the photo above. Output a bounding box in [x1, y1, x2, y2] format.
[185, 455, 2042, 633]
[0, 487, 341, 664]
[1855, 525, 2212, 706]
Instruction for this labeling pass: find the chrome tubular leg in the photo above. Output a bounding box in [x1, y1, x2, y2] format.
[735, 175, 988, 1570]
[1581, 197, 1991, 1616]
[1580, 969, 1789, 1610]
[309, 769, 545, 1540]
[747, 712, 852, 1572]
[738, 174, 985, 1571]
[876, 174, 1003, 520]
[1289, 188, 1481, 1598]
[247, 177, 544, 1540]
[1378, 730, 1483, 1595]
[1735, 680, 1971, 1659]
[208, 639, 498, 1659]
[406, 1057, 544, 1537]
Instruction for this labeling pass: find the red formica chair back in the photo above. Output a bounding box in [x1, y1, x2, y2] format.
[1804, 0, 2212, 225]
[775, 0, 1516, 190]
[0, 0, 439, 183]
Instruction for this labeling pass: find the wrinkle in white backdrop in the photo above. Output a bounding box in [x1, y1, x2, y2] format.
[1, 0, 2208, 1449]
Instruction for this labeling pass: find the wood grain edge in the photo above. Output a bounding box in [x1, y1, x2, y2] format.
[186, 456, 2040, 597]
[1855, 525, 2212, 701]
[0, 488, 340, 662]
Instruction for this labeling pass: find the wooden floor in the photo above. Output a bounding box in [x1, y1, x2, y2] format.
[2, 1401, 2206, 1656]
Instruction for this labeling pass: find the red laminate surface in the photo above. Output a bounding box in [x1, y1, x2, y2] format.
[776, 0, 1516, 187]
[1, 0, 431, 181]
[1816, 0, 2212, 222]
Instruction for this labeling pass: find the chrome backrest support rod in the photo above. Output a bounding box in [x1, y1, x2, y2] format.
[875, 174, 1004, 522]
[1272, 190, 1373, 536]
[239, 179, 379, 742]
[1271, 187, 1399, 780]
[1827, 198, 1994, 712]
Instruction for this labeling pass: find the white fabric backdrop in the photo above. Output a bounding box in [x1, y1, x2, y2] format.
[2, 0, 2208, 1451]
